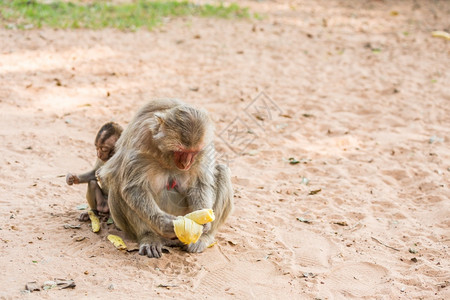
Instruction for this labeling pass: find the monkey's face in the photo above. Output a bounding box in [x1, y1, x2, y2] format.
[160, 127, 205, 171]
[96, 135, 118, 162]
[173, 149, 200, 171]
[154, 107, 211, 171]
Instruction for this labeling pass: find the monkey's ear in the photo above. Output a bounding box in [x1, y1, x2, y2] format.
[154, 112, 166, 125]
[152, 112, 166, 139]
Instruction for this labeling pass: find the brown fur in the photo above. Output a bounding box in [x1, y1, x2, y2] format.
[99, 99, 233, 258]
[66, 122, 123, 221]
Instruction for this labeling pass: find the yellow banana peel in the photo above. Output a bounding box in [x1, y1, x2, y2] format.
[173, 217, 203, 244]
[107, 234, 127, 250]
[184, 209, 215, 225]
[88, 210, 100, 233]
[173, 209, 215, 244]
[431, 31, 450, 40]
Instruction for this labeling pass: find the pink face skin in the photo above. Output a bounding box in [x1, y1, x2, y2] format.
[173, 148, 200, 171]
[96, 135, 118, 162]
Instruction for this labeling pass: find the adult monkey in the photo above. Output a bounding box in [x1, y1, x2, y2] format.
[98, 99, 233, 258]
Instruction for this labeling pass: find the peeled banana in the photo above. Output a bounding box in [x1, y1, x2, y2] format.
[107, 234, 127, 250]
[88, 210, 100, 233]
[173, 209, 215, 244]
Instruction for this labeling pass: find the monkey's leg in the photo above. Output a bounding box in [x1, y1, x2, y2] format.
[108, 190, 137, 239]
[94, 183, 109, 215]
[185, 164, 234, 253]
[109, 191, 181, 258]
[79, 180, 99, 222]
[133, 210, 182, 258]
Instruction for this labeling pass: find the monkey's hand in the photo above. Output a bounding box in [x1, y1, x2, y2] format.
[66, 173, 80, 185]
[158, 215, 177, 240]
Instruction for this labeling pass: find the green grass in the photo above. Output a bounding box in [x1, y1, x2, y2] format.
[0, 0, 251, 30]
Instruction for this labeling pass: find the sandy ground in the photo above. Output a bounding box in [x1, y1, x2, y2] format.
[0, 0, 449, 299]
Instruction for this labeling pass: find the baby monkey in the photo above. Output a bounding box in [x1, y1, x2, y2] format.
[66, 122, 123, 221]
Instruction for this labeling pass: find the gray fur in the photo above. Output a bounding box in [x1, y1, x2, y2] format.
[99, 99, 233, 258]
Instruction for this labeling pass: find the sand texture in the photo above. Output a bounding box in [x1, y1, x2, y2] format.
[0, 0, 449, 299]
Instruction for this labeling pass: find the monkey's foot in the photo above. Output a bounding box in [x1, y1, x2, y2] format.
[138, 236, 181, 258]
[96, 209, 110, 222]
[184, 233, 214, 253]
[139, 242, 165, 258]
[99, 213, 110, 223]
[79, 212, 90, 222]
[96, 199, 109, 215]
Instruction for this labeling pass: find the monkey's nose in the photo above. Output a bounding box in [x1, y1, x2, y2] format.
[181, 152, 194, 169]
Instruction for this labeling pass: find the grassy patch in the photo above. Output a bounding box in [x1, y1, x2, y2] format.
[0, 0, 251, 30]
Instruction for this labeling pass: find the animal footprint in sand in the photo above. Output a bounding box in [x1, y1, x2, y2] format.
[318, 262, 389, 297]
[278, 229, 339, 274]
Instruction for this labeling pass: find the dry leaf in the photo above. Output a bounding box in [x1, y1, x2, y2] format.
[76, 204, 88, 210]
[334, 221, 348, 226]
[55, 279, 76, 289]
[63, 224, 81, 229]
[25, 281, 40, 292]
[288, 157, 300, 164]
[297, 217, 312, 224]
[74, 236, 86, 242]
[42, 281, 56, 290]
[308, 189, 321, 195]
[157, 284, 178, 289]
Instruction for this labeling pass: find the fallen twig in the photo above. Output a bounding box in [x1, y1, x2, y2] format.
[371, 236, 400, 251]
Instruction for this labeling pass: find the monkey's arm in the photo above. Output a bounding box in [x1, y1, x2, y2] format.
[66, 159, 103, 185]
[75, 170, 96, 183]
[121, 155, 177, 239]
[184, 164, 216, 234]
[122, 184, 177, 239]
[186, 165, 215, 211]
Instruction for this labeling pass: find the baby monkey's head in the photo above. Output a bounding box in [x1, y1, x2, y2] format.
[95, 122, 123, 162]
